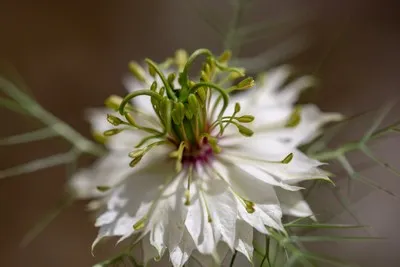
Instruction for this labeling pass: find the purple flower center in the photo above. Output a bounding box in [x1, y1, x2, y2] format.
[181, 139, 214, 165]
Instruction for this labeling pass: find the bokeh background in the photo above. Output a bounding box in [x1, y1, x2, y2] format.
[0, 0, 399, 266]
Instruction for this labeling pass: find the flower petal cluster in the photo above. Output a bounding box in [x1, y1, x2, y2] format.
[70, 50, 342, 266]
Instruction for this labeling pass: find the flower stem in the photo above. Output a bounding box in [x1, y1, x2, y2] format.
[0, 77, 104, 157]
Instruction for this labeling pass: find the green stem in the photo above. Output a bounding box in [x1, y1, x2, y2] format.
[119, 89, 163, 115]
[224, 0, 246, 55]
[145, 59, 177, 101]
[189, 82, 229, 124]
[311, 119, 400, 161]
[180, 49, 213, 100]
[0, 77, 103, 156]
[0, 150, 77, 179]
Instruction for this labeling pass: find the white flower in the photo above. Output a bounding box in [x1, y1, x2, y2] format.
[70, 50, 342, 267]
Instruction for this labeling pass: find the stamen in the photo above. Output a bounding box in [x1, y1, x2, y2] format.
[133, 216, 147, 231]
[184, 165, 193, 206]
[189, 82, 229, 132]
[135, 133, 165, 148]
[96, 185, 111, 192]
[199, 191, 213, 223]
[103, 128, 124, 136]
[129, 140, 169, 167]
[106, 114, 124, 126]
[236, 115, 255, 123]
[285, 106, 302, 128]
[281, 153, 294, 164]
[160, 98, 173, 136]
[124, 112, 163, 136]
[214, 60, 245, 77]
[169, 141, 188, 172]
[208, 166, 255, 214]
[221, 102, 240, 135]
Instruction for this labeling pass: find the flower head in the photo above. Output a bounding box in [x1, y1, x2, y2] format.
[70, 49, 342, 266]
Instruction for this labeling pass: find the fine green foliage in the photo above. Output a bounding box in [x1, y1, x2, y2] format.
[0, 76, 104, 181]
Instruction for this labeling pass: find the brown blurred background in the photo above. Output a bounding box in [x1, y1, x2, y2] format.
[0, 0, 399, 266]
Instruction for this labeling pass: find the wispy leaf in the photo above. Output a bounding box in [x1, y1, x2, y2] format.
[338, 150, 400, 199]
[0, 127, 57, 146]
[285, 223, 368, 230]
[300, 252, 357, 267]
[362, 101, 396, 142]
[361, 145, 400, 177]
[20, 195, 74, 247]
[0, 151, 76, 179]
[0, 97, 28, 115]
[286, 235, 384, 243]
[331, 188, 364, 226]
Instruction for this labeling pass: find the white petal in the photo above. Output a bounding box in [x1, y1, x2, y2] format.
[185, 183, 218, 254]
[95, 210, 118, 227]
[149, 172, 187, 255]
[203, 177, 237, 250]
[92, 157, 175, 249]
[189, 243, 230, 267]
[69, 152, 132, 199]
[267, 104, 343, 147]
[235, 220, 253, 262]
[220, 134, 293, 161]
[221, 149, 330, 185]
[213, 161, 283, 232]
[217, 155, 302, 191]
[170, 229, 196, 267]
[278, 75, 314, 104]
[275, 188, 314, 218]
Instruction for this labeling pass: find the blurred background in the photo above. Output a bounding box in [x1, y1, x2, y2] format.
[0, 0, 399, 266]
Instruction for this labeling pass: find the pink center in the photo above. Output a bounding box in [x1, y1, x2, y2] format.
[182, 140, 214, 165]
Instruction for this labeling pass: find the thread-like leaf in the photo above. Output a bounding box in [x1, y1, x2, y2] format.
[0, 127, 57, 146]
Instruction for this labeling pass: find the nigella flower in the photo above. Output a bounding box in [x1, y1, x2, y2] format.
[70, 49, 341, 266]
